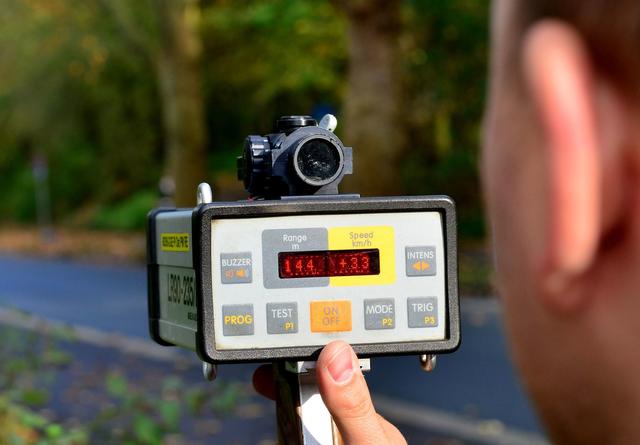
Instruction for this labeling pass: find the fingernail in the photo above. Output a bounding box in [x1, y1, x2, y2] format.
[327, 346, 354, 383]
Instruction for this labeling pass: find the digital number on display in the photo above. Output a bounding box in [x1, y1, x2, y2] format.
[278, 249, 380, 278]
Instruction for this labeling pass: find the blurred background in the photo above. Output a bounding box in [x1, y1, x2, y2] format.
[0, 1, 548, 444]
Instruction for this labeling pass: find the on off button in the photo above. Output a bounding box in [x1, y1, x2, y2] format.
[310, 301, 352, 332]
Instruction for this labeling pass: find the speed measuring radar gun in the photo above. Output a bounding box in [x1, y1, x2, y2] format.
[147, 114, 460, 445]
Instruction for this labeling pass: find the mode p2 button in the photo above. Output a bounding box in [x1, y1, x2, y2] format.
[310, 300, 352, 333]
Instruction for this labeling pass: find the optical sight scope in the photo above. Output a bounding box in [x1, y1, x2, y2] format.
[237, 115, 352, 198]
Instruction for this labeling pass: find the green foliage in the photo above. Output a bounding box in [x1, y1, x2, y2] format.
[0, 397, 87, 445]
[105, 372, 128, 398]
[401, 0, 489, 238]
[0, 326, 86, 445]
[0, 0, 161, 225]
[0, 0, 490, 237]
[0, 321, 250, 444]
[201, 0, 346, 151]
[18, 388, 50, 408]
[210, 381, 244, 415]
[91, 190, 156, 231]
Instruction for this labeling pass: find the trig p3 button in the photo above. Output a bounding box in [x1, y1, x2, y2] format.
[407, 297, 438, 328]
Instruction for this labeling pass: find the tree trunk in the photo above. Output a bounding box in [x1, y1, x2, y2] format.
[339, 0, 404, 196]
[155, 0, 207, 207]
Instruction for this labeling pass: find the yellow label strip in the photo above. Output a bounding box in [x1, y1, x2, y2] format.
[161, 233, 190, 252]
[328, 226, 396, 287]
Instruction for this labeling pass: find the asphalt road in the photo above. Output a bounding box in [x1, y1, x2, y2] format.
[0, 254, 547, 444]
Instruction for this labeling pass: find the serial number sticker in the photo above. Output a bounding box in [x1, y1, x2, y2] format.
[161, 233, 190, 252]
[160, 267, 198, 328]
[167, 272, 196, 310]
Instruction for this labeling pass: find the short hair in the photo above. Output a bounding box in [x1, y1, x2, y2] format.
[516, 0, 640, 93]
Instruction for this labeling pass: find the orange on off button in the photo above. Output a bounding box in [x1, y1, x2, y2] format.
[310, 300, 352, 332]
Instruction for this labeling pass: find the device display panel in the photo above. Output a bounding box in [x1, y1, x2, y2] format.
[278, 249, 380, 278]
[210, 211, 447, 351]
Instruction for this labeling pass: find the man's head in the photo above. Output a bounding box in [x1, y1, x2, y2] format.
[484, 0, 640, 443]
[255, 3, 640, 443]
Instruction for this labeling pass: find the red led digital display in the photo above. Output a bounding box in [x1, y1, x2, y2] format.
[278, 249, 380, 279]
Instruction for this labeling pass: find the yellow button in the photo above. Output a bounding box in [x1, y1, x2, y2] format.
[310, 300, 352, 332]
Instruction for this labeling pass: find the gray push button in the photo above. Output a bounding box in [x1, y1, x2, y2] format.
[220, 252, 252, 284]
[364, 299, 395, 330]
[222, 304, 254, 336]
[407, 297, 438, 328]
[266, 302, 298, 334]
[405, 246, 436, 277]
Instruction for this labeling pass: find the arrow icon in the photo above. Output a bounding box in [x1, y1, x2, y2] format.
[412, 261, 430, 272]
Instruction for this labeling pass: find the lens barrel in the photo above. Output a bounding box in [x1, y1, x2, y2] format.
[237, 116, 352, 198]
[293, 137, 343, 186]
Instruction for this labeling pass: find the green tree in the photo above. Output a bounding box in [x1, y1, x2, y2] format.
[334, 0, 405, 196]
[154, 0, 207, 207]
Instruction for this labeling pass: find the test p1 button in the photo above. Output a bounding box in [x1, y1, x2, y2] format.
[266, 302, 298, 334]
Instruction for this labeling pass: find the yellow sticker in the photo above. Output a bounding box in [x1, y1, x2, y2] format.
[161, 233, 190, 252]
[328, 226, 395, 287]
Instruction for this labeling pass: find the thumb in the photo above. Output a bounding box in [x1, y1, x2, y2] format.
[316, 341, 404, 445]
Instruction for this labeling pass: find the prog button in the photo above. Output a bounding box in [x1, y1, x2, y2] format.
[222, 304, 254, 336]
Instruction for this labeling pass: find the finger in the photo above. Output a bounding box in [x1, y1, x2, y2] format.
[252, 364, 277, 401]
[377, 413, 407, 445]
[316, 341, 397, 444]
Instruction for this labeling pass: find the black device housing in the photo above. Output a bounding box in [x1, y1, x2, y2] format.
[146, 195, 460, 364]
[149, 115, 459, 364]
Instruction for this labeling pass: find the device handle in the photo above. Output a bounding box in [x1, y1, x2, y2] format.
[275, 359, 372, 445]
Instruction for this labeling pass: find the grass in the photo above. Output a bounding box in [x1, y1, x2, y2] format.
[0, 323, 260, 445]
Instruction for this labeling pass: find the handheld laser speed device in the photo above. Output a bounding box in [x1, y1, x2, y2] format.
[147, 115, 460, 366]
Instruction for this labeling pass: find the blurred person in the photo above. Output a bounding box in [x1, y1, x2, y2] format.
[255, 0, 640, 443]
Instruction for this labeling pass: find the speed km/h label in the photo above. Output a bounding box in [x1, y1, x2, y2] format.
[328, 226, 395, 286]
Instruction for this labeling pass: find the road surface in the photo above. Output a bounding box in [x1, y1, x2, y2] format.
[0, 254, 546, 444]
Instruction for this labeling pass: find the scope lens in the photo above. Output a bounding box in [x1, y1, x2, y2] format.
[295, 138, 342, 185]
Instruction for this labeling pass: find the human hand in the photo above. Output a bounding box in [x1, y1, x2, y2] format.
[253, 340, 407, 445]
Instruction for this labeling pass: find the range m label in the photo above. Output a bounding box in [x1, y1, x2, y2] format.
[281, 233, 308, 250]
[161, 233, 190, 252]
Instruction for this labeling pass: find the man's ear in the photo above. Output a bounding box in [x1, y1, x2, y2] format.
[521, 20, 601, 311]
